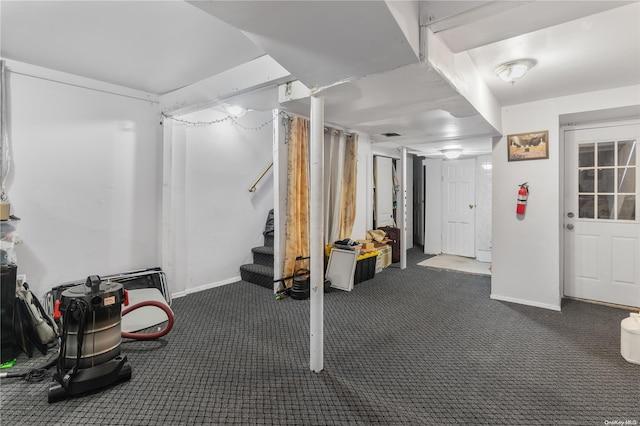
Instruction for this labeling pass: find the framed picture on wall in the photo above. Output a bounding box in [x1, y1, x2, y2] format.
[507, 130, 549, 161]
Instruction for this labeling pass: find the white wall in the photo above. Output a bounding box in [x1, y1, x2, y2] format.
[491, 85, 640, 311]
[168, 109, 274, 296]
[475, 154, 492, 262]
[7, 73, 161, 298]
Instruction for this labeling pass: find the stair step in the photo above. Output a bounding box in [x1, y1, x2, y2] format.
[240, 263, 274, 290]
[252, 246, 274, 266]
[264, 234, 274, 248]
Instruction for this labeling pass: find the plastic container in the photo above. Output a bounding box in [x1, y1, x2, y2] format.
[354, 251, 379, 285]
[621, 314, 640, 365]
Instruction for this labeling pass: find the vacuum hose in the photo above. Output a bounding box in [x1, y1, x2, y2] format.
[121, 300, 175, 340]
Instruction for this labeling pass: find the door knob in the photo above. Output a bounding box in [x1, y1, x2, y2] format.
[566, 223, 574, 230]
[567, 212, 574, 218]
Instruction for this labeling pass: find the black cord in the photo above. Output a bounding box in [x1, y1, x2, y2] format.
[55, 298, 88, 389]
[25, 368, 50, 383]
[0, 352, 57, 382]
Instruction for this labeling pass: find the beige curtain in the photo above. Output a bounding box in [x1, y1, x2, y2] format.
[283, 116, 310, 287]
[338, 133, 358, 239]
[324, 131, 359, 243]
[324, 130, 345, 244]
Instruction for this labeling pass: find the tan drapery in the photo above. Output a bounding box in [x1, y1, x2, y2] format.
[338, 133, 358, 239]
[283, 116, 310, 287]
[324, 130, 345, 244]
[324, 131, 359, 243]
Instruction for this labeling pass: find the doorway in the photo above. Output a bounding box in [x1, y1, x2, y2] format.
[373, 155, 396, 228]
[563, 122, 640, 307]
[442, 158, 476, 257]
[422, 156, 491, 261]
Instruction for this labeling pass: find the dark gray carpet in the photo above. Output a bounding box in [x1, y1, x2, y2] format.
[2, 248, 639, 425]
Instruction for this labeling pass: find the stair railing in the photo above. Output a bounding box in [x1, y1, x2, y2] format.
[248, 162, 273, 192]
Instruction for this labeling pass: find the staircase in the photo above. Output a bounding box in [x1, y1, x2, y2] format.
[240, 210, 275, 290]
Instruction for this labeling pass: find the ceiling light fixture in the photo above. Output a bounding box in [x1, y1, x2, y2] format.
[441, 148, 463, 159]
[494, 59, 537, 84]
[225, 105, 247, 117]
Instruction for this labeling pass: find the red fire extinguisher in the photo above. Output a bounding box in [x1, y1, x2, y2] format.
[516, 183, 529, 215]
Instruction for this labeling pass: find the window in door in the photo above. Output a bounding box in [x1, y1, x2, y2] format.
[578, 139, 636, 221]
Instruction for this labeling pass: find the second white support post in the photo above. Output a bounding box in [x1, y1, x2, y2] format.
[400, 146, 407, 269]
[309, 95, 324, 373]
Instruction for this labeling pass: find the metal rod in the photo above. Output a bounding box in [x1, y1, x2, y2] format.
[248, 162, 273, 192]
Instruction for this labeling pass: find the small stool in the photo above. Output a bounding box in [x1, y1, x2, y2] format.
[621, 315, 640, 365]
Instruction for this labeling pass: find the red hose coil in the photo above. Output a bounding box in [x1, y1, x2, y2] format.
[121, 300, 175, 340]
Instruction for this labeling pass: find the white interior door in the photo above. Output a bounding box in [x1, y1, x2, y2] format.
[564, 123, 640, 307]
[442, 158, 476, 257]
[374, 156, 395, 228]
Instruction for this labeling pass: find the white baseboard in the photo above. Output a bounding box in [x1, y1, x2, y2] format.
[490, 294, 561, 311]
[171, 276, 241, 299]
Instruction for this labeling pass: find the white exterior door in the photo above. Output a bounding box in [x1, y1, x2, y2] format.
[374, 156, 395, 228]
[442, 158, 476, 257]
[564, 123, 640, 307]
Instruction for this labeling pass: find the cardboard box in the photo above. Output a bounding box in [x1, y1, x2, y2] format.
[372, 239, 391, 248]
[376, 245, 392, 269]
[0, 203, 9, 221]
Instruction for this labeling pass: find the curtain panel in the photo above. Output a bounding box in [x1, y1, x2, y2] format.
[323, 131, 358, 243]
[282, 118, 358, 287]
[338, 133, 358, 239]
[283, 116, 310, 287]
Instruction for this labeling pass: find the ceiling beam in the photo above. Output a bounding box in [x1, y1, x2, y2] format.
[160, 55, 291, 115]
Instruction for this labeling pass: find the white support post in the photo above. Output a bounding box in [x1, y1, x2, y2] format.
[161, 118, 175, 291]
[400, 146, 408, 269]
[272, 109, 282, 295]
[309, 95, 324, 373]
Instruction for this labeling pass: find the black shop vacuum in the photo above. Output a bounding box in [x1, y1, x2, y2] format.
[47, 275, 132, 402]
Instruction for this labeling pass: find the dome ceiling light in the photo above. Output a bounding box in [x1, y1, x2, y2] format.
[441, 148, 463, 159]
[494, 59, 537, 84]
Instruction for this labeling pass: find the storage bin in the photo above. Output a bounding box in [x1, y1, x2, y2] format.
[621, 315, 640, 365]
[354, 252, 378, 285]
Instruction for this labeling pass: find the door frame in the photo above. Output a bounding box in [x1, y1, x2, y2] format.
[560, 118, 640, 303]
[441, 157, 477, 258]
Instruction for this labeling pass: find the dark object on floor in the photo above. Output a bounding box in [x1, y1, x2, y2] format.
[1, 352, 57, 382]
[48, 276, 131, 402]
[1, 265, 16, 363]
[289, 269, 310, 300]
[354, 256, 376, 285]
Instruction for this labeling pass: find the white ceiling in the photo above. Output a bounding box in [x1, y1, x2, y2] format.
[1, 1, 639, 157]
[0, 1, 265, 94]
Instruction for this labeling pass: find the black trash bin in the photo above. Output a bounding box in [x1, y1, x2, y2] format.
[290, 269, 310, 300]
